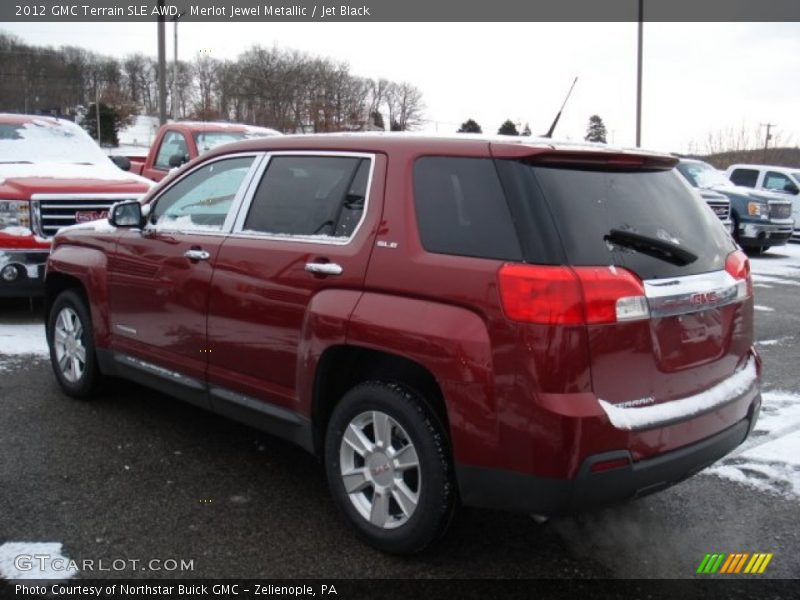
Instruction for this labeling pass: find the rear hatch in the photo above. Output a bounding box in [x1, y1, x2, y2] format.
[493, 150, 754, 420]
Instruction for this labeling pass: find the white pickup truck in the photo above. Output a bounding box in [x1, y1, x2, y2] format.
[726, 164, 800, 242]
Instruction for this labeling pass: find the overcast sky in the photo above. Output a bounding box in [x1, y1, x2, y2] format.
[3, 21, 798, 153]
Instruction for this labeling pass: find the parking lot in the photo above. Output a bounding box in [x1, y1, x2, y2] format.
[1, 244, 799, 580]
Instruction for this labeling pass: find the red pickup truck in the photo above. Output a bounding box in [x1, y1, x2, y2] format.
[0, 113, 152, 297]
[125, 121, 281, 182]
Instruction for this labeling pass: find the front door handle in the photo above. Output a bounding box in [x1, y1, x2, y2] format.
[184, 249, 211, 261]
[305, 262, 343, 276]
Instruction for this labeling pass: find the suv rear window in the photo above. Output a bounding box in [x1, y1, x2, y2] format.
[499, 163, 736, 280]
[413, 157, 522, 261]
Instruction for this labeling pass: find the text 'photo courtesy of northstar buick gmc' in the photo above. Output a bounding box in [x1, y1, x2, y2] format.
[43, 134, 762, 554]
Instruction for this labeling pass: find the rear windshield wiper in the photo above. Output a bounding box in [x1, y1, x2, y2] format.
[604, 229, 698, 266]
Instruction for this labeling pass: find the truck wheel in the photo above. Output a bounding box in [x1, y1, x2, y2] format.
[324, 381, 455, 554]
[47, 289, 102, 398]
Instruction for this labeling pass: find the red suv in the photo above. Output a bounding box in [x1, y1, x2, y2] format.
[44, 135, 761, 554]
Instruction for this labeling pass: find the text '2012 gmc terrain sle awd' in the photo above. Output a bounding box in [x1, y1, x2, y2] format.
[44, 135, 761, 554]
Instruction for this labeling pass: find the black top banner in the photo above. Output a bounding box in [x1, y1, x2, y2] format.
[3, 0, 800, 22]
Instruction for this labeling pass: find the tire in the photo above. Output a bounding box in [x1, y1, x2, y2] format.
[324, 381, 455, 554]
[47, 289, 102, 398]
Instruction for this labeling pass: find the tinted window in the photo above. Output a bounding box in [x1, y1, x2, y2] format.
[155, 131, 188, 170]
[244, 155, 368, 240]
[729, 168, 759, 188]
[150, 156, 255, 231]
[504, 163, 736, 280]
[413, 157, 522, 261]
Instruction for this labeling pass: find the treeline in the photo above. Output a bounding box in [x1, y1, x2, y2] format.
[697, 147, 800, 170]
[0, 31, 424, 133]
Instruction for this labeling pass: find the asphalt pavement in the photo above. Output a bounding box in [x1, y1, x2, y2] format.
[1, 247, 798, 581]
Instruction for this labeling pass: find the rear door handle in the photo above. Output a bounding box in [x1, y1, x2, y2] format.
[184, 249, 211, 261]
[305, 262, 343, 276]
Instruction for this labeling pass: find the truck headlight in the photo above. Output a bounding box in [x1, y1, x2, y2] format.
[747, 202, 768, 219]
[0, 200, 31, 230]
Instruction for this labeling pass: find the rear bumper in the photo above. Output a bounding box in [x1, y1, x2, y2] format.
[0, 250, 48, 297]
[457, 395, 760, 515]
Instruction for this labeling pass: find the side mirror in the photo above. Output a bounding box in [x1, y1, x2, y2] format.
[109, 201, 143, 228]
[110, 155, 132, 171]
[785, 182, 799, 195]
[169, 153, 188, 168]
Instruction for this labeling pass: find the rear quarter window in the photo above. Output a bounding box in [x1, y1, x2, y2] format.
[413, 157, 522, 261]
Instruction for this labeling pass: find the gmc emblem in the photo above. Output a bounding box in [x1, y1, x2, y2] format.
[690, 291, 720, 305]
[75, 210, 108, 223]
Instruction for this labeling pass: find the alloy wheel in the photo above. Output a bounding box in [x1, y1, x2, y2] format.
[339, 410, 421, 529]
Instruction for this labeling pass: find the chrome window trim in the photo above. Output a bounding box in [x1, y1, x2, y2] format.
[143, 152, 266, 236]
[643, 269, 742, 318]
[230, 151, 376, 247]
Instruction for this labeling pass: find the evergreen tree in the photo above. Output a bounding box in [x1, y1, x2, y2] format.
[370, 111, 385, 130]
[521, 122, 532, 136]
[457, 118, 482, 134]
[497, 120, 519, 136]
[81, 103, 122, 146]
[584, 115, 608, 143]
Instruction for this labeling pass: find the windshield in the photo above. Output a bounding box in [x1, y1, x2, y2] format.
[676, 161, 731, 188]
[193, 128, 277, 155]
[0, 118, 109, 165]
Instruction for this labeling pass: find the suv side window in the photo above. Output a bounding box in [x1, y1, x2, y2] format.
[764, 171, 793, 193]
[154, 131, 189, 170]
[149, 156, 255, 232]
[729, 168, 759, 188]
[413, 157, 522, 261]
[243, 155, 369, 240]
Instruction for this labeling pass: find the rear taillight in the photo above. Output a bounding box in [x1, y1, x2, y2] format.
[725, 250, 753, 300]
[498, 264, 649, 325]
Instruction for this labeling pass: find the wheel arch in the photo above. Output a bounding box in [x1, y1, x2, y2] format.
[310, 345, 449, 457]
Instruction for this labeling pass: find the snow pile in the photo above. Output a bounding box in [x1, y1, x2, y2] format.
[117, 115, 160, 148]
[706, 390, 800, 499]
[599, 358, 757, 430]
[0, 323, 48, 357]
[0, 542, 78, 580]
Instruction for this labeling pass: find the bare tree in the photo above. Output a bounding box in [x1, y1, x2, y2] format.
[385, 81, 425, 131]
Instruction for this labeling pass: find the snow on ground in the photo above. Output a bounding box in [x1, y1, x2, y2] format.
[0, 323, 48, 357]
[754, 305, 775, 312]
[0, 542, 78, 580]
[705, 390, 800, 500]
[117, 115, 160, 148]
[750, 243, 800, 281]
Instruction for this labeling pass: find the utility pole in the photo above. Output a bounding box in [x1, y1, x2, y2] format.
[172, 11, 186, 119]
[635, 0, 643, 147]
[761, 122, 776, 160]
[157, 0, 167, 125]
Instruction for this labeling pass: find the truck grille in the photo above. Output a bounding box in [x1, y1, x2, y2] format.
[769, 202, 792, 220]
[705, 199, 730, 222]
[32, 195, 140, 238]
